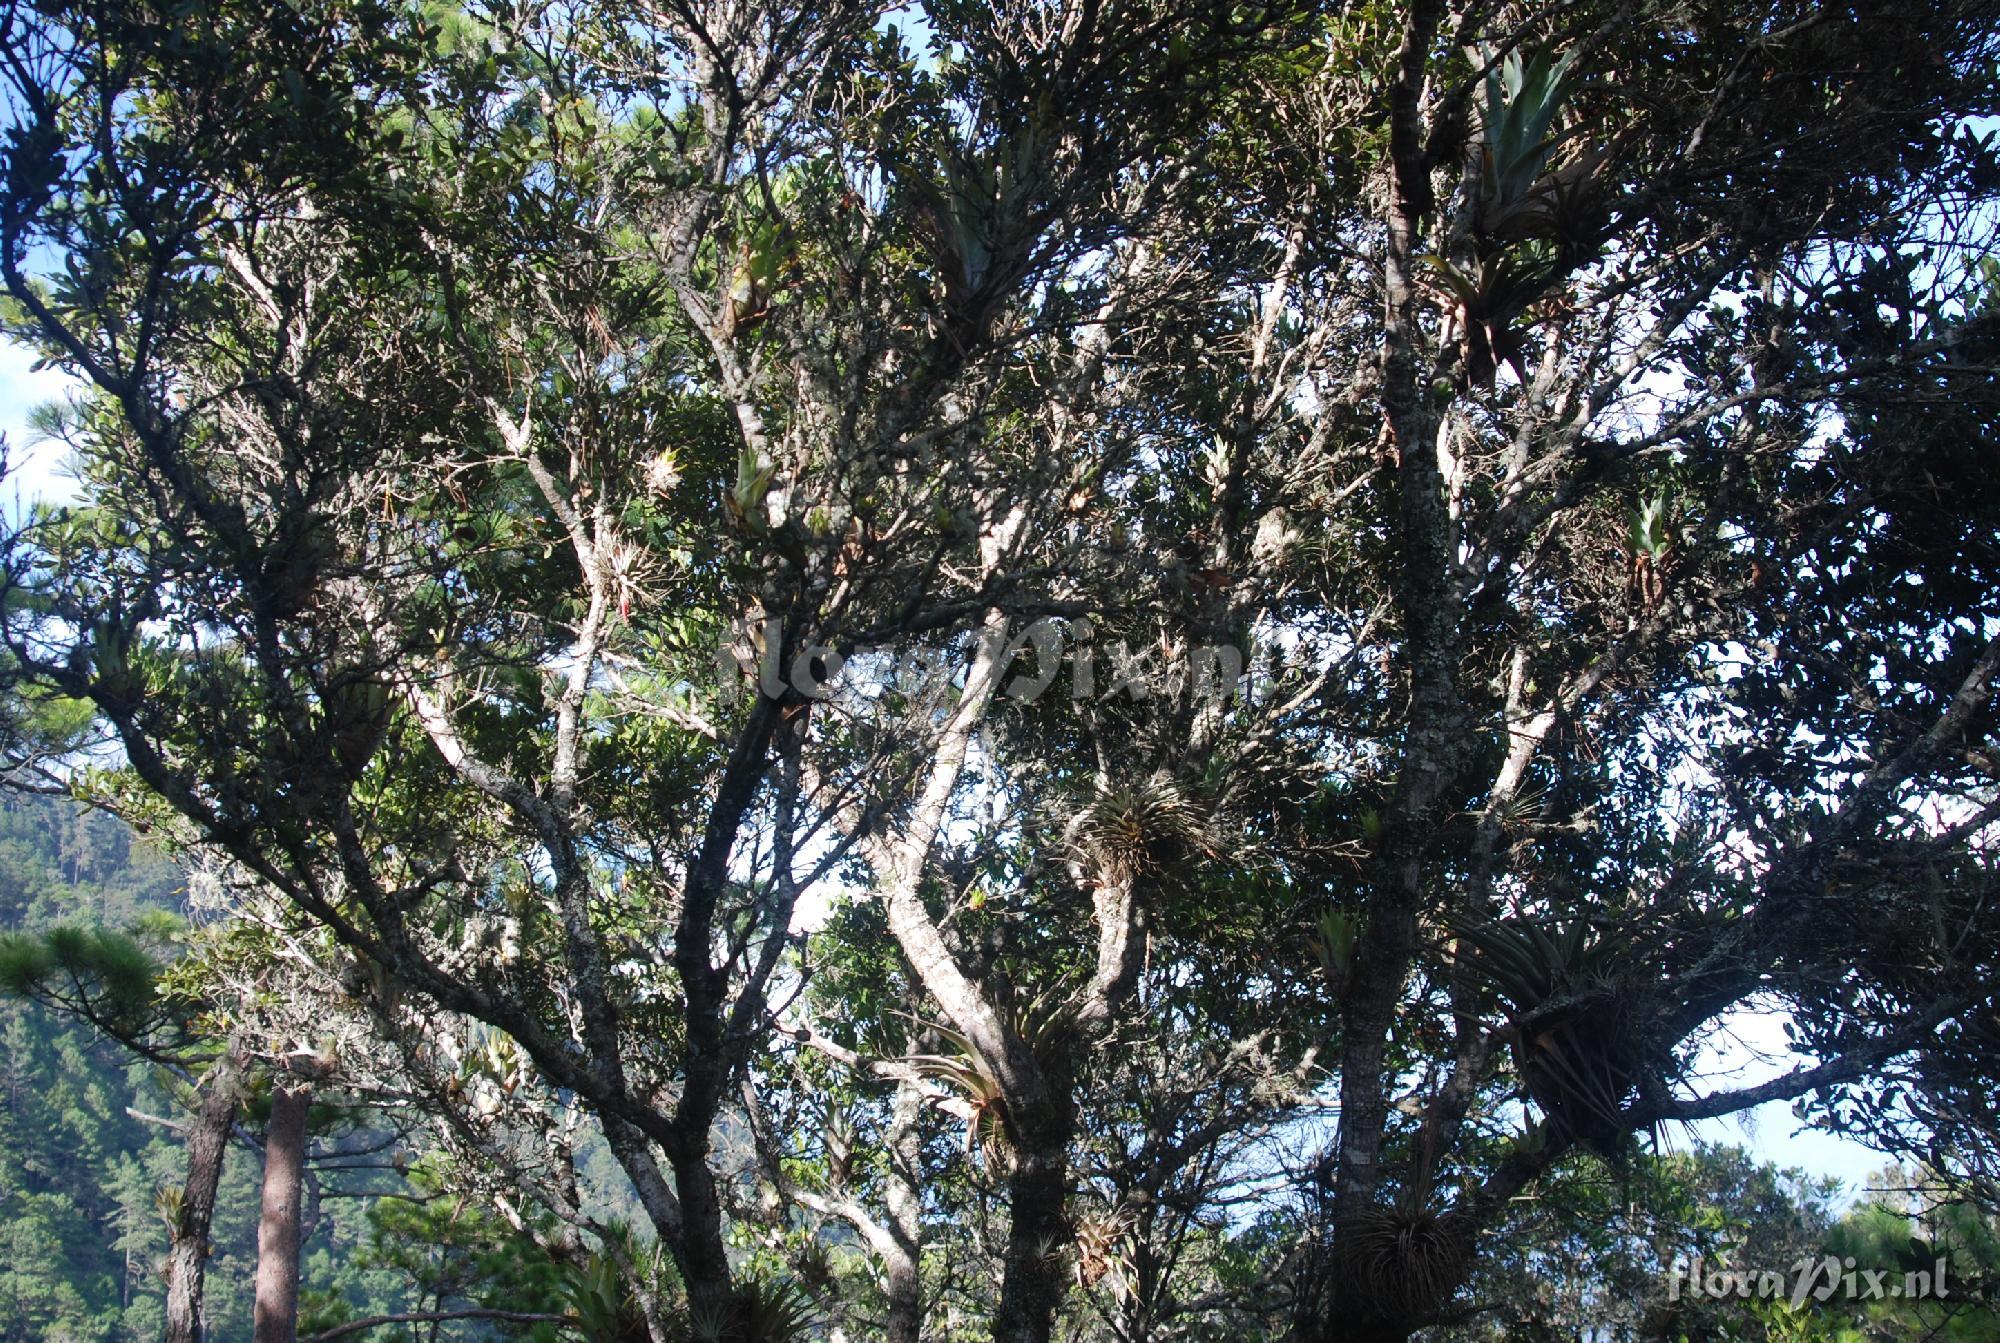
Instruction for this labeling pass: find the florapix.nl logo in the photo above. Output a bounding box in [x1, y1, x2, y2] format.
[1667, 1254, 1951, 1309]
[713, 614, 1258, 707]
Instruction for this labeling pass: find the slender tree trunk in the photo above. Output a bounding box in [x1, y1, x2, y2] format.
[987, 869, 1144, 1343]
[1319, 5, 1474, 1340]
[884, 1248, 922, 1343]
[253, 1084, 311, 1343]
[165, 1041, 245, 1343]
[667, 1145, 736, 1328]
[991, 1089, 1076, 1343]
[883, 1077, 926, 1343]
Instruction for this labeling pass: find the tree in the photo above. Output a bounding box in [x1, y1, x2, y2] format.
[1441, 1142, 1842, 1342]
[1816, 1168, 2000, 1343]
[164, 1039, 246, 1343]
[0, 788, 573, 1342]
[2, 0, 1998, 1341]
[302, 1157, 571, 1343]
[254, 1083, 311, 1343]
[0, 903, 248, 1343]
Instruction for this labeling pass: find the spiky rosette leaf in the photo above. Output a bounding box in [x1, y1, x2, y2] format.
[1333, 1206, 1473, 1326]
[1066, 771, 1220, 885]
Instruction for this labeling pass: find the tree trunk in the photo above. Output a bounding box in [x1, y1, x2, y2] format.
[253, 1084, 311, 1343]
[885, 1256, 922, 1343]
[165, 1042, 245, 1343]
[991, 1143, 1070, 1343]
[990, 1095, 1075, 1343]
[883, 1077, 925, 1343]
[667, 1144, 737, 1329]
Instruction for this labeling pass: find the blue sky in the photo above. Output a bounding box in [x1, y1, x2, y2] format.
[1682, 1005, 1896, 1200]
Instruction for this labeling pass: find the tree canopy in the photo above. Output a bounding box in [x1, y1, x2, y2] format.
[1, 0, 1998, 1340]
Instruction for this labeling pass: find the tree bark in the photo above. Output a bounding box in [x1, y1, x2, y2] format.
[1320, 4, 1474, 1340]
[883, 1077, 925, 1343]
[991, 1086, 1076, 1343]
[164, 1042, 245, 1343]
[665, 1142, 737, 1329]
[884, 1238, 923, 1343]
[253, 1084, 311, 1343]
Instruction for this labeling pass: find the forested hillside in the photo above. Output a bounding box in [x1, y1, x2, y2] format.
[0, 793, 567, 1342]
[0, 793, 215, 1341]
